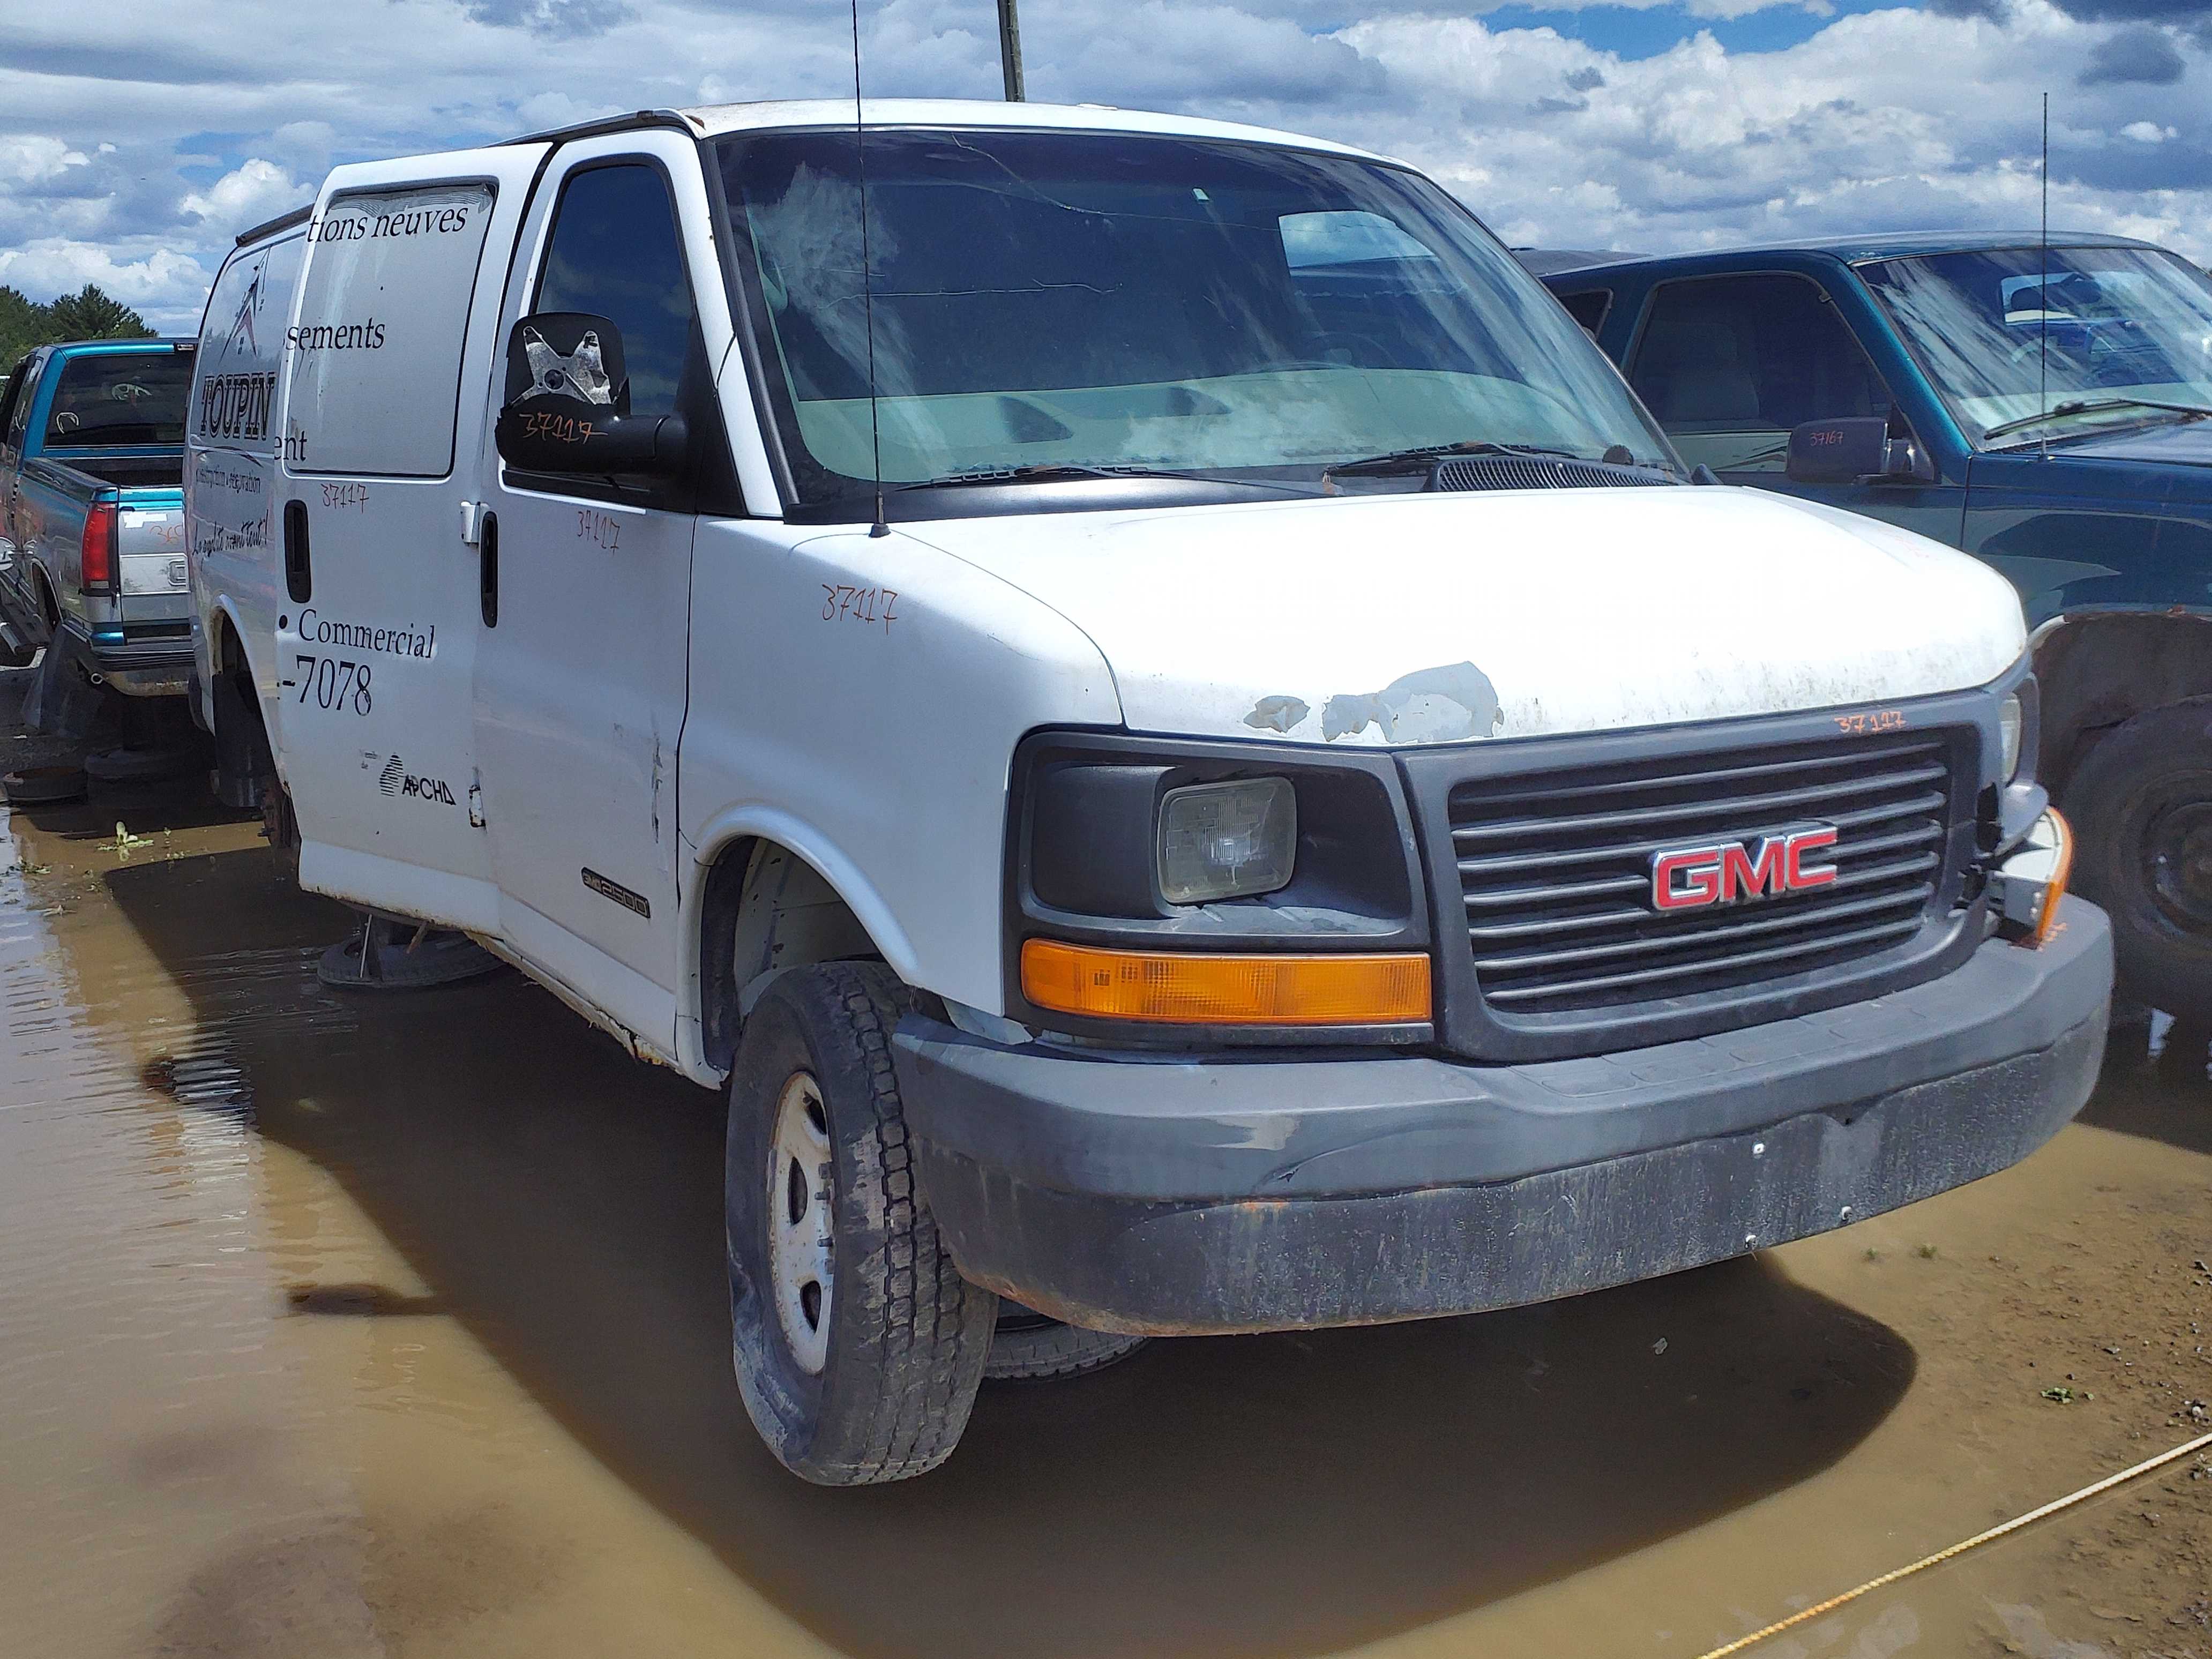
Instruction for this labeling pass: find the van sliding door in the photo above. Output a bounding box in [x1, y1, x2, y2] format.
[274, 152, 547, 930]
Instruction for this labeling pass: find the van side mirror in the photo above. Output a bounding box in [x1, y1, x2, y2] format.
[494, 311, 687, 477]
[1786, 416, 1932, 486]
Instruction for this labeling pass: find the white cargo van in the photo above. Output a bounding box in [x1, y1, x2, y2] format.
[189, 100, 2110, 1485]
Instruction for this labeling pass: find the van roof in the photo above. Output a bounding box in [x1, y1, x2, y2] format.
[263, 101, 1401, 250]
[680, 99, 1392, 163]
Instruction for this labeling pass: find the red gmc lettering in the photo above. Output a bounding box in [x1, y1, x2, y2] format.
[1782, 825, 1839, 891]
[1652, 845, 1726, 910]
[1650, 825, 1839, 911]
[1718, 838, 1786, 901]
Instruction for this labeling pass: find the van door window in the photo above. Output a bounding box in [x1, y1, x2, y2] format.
[1630, 273, 1892, 474]
[286, 183, 496, 476]
[532, 162, 696, 423]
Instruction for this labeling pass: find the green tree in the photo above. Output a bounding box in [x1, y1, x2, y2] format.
[0, 286, 45, 364]
[43, 284, 154, 342]
[0, 282, 156, 365]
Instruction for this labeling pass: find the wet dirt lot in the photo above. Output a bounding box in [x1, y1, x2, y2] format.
[4, 667, 2210, 1659]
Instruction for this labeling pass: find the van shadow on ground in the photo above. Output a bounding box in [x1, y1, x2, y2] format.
[102, 840, 1921, 1659]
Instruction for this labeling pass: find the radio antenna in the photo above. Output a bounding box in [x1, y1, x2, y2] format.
[2039, 91, 2050, 463]
[851, 0, 888, 536]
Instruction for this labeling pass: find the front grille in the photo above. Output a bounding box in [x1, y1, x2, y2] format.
[1449, 729, 1964, 1018]
[1432, 455, 1675, 492]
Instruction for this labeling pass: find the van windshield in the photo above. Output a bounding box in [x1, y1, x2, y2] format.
[716, 129, 1677, 508]
[1860, 245, 2212, 447]
[43, 350, 192, 448]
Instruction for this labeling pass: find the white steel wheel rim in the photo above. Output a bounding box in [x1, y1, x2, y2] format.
[767, 1071, 835, 1376]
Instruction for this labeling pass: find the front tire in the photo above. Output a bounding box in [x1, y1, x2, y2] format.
[725, 962, 994, 1485]
[2062, 699, 2212, 1027]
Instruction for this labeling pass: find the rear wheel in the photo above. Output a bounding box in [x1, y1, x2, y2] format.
[2062, 700, 2212, 1026]
[725, 962, 993, 1484]
[985, 1302, 1149, 1381]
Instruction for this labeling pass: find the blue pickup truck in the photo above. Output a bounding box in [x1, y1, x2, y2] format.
[1537, 233, 2211, 1025]
[0, 339, 196, 703]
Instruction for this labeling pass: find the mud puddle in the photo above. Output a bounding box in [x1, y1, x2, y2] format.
[3, 683, 2208, 1658]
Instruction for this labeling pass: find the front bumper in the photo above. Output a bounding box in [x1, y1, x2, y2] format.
[895, 899, 2113, 1334]
[56, 618, 192, 698]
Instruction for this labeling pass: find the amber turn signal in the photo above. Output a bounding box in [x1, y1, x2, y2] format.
[1019, 939, 1431, 1025]
[2031, 807, 2074, 946]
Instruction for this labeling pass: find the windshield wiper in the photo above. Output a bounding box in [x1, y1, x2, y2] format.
[1321, 440, 1582, 479]
[1981, 397, 2212, 444]
[891, 462, 1312, 496]
[1320, 440, 1680, 481]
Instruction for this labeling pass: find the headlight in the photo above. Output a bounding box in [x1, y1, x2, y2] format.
[1157, 778, 1296, 904]
[1998, 692, 2025, 782]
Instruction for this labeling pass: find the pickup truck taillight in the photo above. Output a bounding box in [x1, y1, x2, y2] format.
[81, 499, 118, 595]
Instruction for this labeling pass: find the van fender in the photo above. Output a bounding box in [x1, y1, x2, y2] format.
[678, 804, 923, 1082]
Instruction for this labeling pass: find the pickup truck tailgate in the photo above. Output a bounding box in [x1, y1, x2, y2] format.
[115, 492, 189, 615]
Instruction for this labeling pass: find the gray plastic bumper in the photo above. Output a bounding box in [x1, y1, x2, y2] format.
[894, 899, 2113, 1334]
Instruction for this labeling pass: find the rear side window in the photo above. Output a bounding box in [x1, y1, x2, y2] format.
[44, 352, 193, 448]
[1558, 289, 1611, 335]
[1628, 273, 1891, 473]
[4, 357, 35, 449]
[287, 182, 496, 476]
[194, 234, 305, 451]
[0, 358, 29, 445]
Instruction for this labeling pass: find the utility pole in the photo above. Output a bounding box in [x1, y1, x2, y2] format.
[996, 0, 1025, 100]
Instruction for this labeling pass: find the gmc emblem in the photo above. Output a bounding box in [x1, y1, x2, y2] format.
[1649, 823, 1839, 912]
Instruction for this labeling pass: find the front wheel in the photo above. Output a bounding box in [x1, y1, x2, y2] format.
[725, 962, 995, 1485]
[2062, 699, 2212, 1026]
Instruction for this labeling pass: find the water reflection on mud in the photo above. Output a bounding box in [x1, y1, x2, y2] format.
[4, 765, 2208, 1659]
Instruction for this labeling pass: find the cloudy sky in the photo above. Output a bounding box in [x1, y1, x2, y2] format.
[2, 0, 2204, 333]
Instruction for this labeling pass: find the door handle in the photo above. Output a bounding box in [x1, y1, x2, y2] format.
[282, 499, 311, 603]
[480, 510, 498, 628]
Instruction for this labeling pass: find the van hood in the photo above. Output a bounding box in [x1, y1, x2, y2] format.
[896, 486, 2027, 746]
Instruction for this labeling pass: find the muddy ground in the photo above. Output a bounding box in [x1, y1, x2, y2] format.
[3, 660, 2209, 1659]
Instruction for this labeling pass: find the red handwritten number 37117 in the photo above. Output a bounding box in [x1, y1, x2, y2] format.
[820, 584, 899, 632]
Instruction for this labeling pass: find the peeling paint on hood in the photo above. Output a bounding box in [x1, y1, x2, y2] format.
[1321, 662, 1503, 743]
[897, 486, 2028, 746]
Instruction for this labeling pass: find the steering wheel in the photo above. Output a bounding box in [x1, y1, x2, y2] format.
[110, 380, 155, 402]
[53, 410, 79, 432]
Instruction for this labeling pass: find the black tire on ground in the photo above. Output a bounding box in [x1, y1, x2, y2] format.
[0, 636, 31, 670]
[985, 1302, 1150, 1381]
[2061, 699, 2212, 1027]
[725, 962, 994, 1485]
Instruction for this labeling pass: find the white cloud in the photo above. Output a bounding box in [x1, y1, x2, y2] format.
[179, 158, 303, 233]
[0, 0, 2204, 337]
[0, 133, 87, 185]
[1327, 2, 2211, 259]
[0, 240, 208, 313]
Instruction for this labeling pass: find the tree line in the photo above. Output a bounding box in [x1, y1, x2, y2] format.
[0, 284, 155, 363]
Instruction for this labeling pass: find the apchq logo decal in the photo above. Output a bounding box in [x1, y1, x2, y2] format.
[1648, 823, 1839, 913]
[379, 755, 457, 806]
